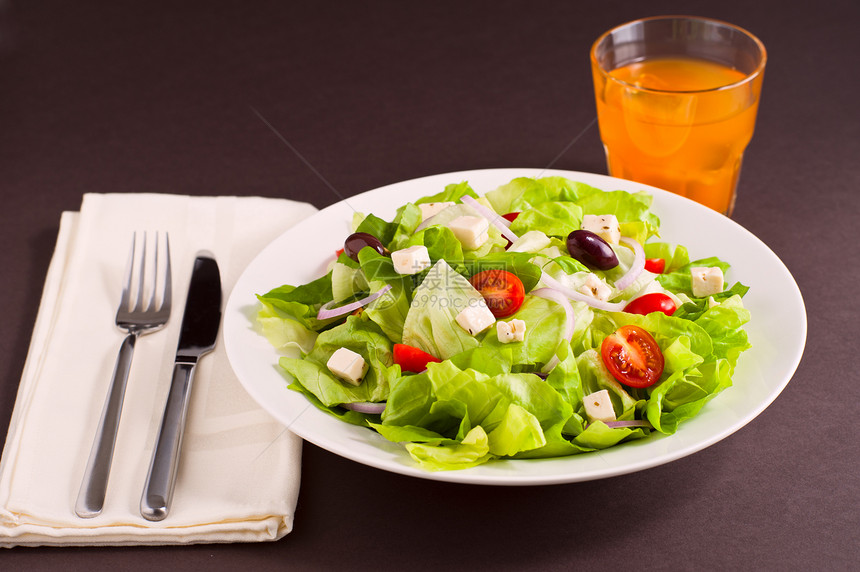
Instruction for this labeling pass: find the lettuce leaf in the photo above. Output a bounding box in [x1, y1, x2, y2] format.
[509, 201, 583, 238]
[378, 359, 576, 469]
[577, 189, 660, 230]
[255, 301, 318, 355]
[479, 296, 585, 369]
[406, 226, 465, 266]
[401, 259, 486, 360]
[331, 261, 368, 303]
[486, 177, 604, 213]
[279, 314, 397, 407]
[256, 272, 335, 330]
[415, 181, 479, 205]
[644, 242, 690, 273]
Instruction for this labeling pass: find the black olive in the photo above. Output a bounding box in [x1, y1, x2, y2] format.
[566, 230, 619, 270]
[343, 232, 388, 261]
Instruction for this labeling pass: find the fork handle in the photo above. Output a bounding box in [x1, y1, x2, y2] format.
[74, 332, 138, 518]
[140, 360, 197, 521]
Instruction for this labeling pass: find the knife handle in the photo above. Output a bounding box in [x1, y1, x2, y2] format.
[140, 360, 196, 521]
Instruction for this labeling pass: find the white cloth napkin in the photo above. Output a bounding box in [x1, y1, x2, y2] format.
[0, 193, 318, 546]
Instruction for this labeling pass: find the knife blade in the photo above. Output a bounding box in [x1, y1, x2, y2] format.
[140, 253, 221, 521]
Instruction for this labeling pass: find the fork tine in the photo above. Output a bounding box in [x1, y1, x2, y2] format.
[145, 233, 160, 313]
[161, 232, 172, 313]
[133, 231, 147, 313]
[118, 232, 136, 313]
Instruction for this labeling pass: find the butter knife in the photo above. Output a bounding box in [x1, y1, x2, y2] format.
[140, 253, 221, 521]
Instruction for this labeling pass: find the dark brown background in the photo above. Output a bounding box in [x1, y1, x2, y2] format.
[2, 1, 858, 569]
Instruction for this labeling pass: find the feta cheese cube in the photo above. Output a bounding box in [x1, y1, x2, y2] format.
[391, 245, 431, 275]
[583, 389, 617, 423]
[418, 201, 454, 221]
[455, 301, 496, 336]
[690, 266, 724, 297]
[326, 347, 368, 386]
[497, 319, 526, 343]
[448, 215, 489, 250]
[582, 214, 621, 244]
[577, 273, 612, 302]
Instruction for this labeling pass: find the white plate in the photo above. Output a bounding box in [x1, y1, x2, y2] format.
[224, 168, 806, 485]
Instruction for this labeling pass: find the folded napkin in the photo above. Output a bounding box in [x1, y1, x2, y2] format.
[0, 193, 318, 546]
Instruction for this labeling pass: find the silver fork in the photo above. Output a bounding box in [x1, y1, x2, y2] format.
[75, 232, 172, 518]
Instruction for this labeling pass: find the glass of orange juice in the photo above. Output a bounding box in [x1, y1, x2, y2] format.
[590, 16, 766, 216]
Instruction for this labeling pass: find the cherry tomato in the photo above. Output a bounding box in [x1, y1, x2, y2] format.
[335, 247, 345, 257]
[600, 325, 664, 388]
[623, 293, 677, 316]
[644, 258, 666, 274]
[468, 269, 525, 318]
[393, 343, 440, 373]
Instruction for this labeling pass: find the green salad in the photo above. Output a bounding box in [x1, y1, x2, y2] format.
[255, 176, 751, 470]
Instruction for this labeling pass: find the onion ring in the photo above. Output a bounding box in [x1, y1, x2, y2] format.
[341, 402, 386, 415]
[613, 236, 646, 291]
[460, 195, 519, 244]
[539, 272, 626, 312]
[317, 284, 393, 320]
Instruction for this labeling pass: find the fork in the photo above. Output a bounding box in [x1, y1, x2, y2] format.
[74, 232, 172, 518]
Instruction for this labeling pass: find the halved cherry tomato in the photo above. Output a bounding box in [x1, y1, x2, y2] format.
[623, 293, 677, 316]
[644, 258, 666, 274]
[600, 325, 664, 388]
[468, 269, 525, 318]
[393, 343, 441, 373]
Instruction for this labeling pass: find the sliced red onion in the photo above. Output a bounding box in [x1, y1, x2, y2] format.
[613, 236, 646, 291]
[586, 419, 653, 429]
[460, 195, 519, 244]
[317, 284, 392, 320]
[531, 287, 576, 372]
[341, 401, 386, 415]
[606, 419, 652, 428]
[539, 272, 626, 312]
[415, 215, 436, 232]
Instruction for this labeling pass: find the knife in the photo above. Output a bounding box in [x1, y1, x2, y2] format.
[140, 253, 221, 521]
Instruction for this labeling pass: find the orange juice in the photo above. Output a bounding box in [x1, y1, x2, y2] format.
[592, 56, 763, 215]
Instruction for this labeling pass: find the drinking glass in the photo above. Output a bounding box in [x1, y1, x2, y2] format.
[590, 16, 766, 216]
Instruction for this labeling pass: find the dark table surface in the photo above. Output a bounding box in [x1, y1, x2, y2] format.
[2, 1, 858, 569]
